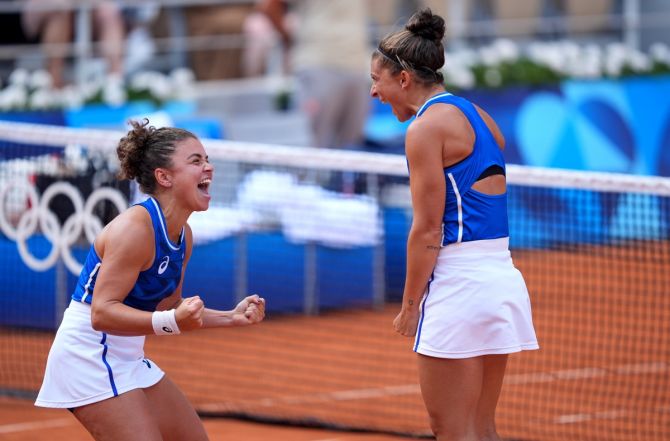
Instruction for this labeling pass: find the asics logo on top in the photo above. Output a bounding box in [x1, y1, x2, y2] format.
[158, 256, 170, 275]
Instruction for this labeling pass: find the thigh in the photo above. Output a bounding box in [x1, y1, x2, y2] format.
[73, 389, 162, 441]
[144, 375, 209, 441]
[417, 354, 484, 435]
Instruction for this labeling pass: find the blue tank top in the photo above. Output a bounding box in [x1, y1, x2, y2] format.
[416, 92, 509, 246]
[71, 197, 186, 312]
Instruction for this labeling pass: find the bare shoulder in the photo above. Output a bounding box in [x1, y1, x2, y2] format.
[107, 205, 152, 236]
[420, 103, 473, 140]
[421, 102, 469, 130]
[96, 205, 153, 260]
[473, 104, 505, 150]
[405, 114, 447, 168]
[408, 103, 474, 164]
[406, 105, 458, 148]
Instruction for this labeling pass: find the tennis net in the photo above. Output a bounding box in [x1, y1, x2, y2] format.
[0, 121, 668, 440]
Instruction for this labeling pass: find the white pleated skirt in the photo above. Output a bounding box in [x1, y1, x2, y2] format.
[35, 301, 165, 408]
[413, 237, 539, 359]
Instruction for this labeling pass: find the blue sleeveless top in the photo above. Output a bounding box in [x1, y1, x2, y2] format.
[71, 197, 186, 312]
[416, 92, 509, 246]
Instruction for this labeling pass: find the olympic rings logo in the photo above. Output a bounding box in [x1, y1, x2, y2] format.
[0, 180, 127, 274]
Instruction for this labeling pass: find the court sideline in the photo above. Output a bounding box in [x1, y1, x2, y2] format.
[0, 397, 417, 441]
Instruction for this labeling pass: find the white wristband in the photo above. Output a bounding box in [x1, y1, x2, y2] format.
[152, 309, 181, 335]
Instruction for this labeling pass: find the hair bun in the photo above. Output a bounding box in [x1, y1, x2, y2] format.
[116, 118, 154, 181]
[405, 8, 445, 43]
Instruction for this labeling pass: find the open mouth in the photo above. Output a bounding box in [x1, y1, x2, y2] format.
[198, 178, 211, 194]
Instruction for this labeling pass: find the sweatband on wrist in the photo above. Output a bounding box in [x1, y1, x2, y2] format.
[151, 309, 181, 335]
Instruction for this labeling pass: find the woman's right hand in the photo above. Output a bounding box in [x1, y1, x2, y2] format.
[393, 306, 421, 337]
[175, 296, 205, 331]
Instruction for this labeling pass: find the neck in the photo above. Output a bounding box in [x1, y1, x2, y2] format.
[411, 85, 448, 115]
[152, 193, 190, 243]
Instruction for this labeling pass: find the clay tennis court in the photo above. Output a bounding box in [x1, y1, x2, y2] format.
[1, 244, 669, 440]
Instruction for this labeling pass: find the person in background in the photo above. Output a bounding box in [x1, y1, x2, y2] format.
[21, 0, 125, 88]
[259, 0, 371, 150]
[242, 0, 296, 77]
[35, 119, 266, 440]
[183, 2, 256, 80]
[370, 8, 538, 441]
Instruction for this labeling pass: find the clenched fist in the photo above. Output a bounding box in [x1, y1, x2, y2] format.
[232, 295, 266, 326]
[175, 296, 205, 331]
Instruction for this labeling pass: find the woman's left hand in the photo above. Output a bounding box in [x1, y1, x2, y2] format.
[232, 295, 266, 326]
[393, 307, 420, 337]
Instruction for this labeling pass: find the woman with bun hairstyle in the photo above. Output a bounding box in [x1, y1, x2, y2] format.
[370, 9, 538, 441]
[35, 119, 265, 440]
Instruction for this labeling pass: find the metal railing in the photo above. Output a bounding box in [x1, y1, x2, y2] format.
[0, 0, 667, 80]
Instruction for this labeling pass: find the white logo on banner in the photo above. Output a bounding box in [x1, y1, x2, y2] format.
[0, 180, 127, 274]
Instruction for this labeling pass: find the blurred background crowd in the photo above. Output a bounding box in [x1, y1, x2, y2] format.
[0, 0, 669, 160]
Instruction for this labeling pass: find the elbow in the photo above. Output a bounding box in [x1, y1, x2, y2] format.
[411, 223, 443, 241]
[90, 305, 108, 332]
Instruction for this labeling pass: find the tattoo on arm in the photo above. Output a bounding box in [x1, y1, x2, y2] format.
[408, 300, 414, 306]
[426, 245, 440, 250]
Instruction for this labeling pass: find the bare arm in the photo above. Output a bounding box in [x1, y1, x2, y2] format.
[90, 207, 163, 336]
[258, 0, 291, 47]
[201, 295, 266, 328]
[178, 225, 266, 328]
[393, 116, 447, 336]
[90, 210, 263, 335]
[164, 225, 266, 329]
[90, 211, 204, 336]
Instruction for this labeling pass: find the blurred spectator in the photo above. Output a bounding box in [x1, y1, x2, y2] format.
[259, 0, 371, 149]
[242, 1, 296, 77]
[184, 3, 255, 80]
[21, 0, 125, 88]
[123, 4, 159, 74]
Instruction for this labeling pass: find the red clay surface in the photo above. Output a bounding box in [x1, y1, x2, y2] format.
[0, 397, 416, 441]
[1, 244, 669, 440]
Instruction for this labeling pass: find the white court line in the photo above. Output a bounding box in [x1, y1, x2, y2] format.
[0, 418, 74, 434]
[504, 361, 667, 386]
[252, 384, 421, 408]
[555, 405, 670, 425]
[616, 361, 667, 375]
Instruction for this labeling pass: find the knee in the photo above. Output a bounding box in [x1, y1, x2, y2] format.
[476, 424, 501, 441]
[428, 414, 471, 441]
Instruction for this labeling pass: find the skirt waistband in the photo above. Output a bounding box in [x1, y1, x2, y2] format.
[439, 237, 510, 260]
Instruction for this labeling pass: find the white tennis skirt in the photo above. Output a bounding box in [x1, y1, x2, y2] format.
[35, 300, 165, 408]
[413, 237, 539, 359]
